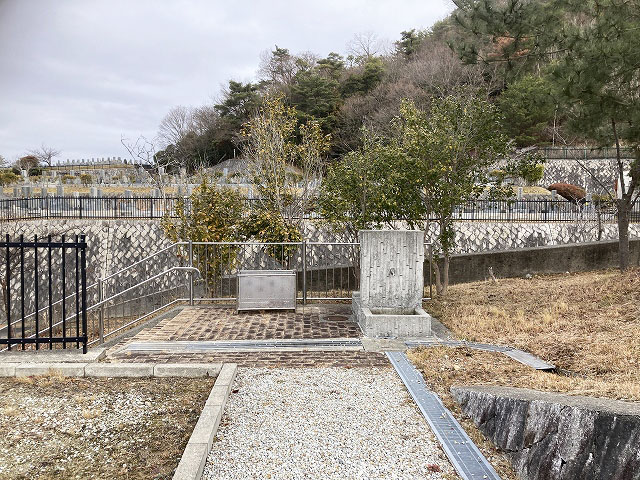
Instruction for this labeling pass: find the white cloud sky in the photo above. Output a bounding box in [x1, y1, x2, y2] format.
[0, 0, 454, 162]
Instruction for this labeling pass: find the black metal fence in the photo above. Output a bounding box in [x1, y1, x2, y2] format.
[539, 146, 635, 159]
[0, 196, 182, 222]
[1, 195, 638, 223]
[1, 235, 88, 352]
[452, 199, 640, 223]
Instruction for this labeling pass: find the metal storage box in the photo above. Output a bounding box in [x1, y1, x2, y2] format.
[237, 270, 297, 311]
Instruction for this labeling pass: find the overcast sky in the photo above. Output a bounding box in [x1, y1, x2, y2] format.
[0, 0, 454, 162]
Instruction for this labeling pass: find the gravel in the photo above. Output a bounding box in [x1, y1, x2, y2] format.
[203, 367, 456, 480]
[0, 375, 213, 479]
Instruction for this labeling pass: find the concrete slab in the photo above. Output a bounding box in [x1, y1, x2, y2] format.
[187, 405, 223, 451]
[361, 338, 407, 352]
[14, 362, 87, 377]
[0, 347, 106, 363]
[153, 363, 223, 378]
[0, 364, 16, 377]
[84, 363, 153, 377]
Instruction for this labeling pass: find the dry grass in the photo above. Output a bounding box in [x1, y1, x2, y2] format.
[426, 268, 640, 400]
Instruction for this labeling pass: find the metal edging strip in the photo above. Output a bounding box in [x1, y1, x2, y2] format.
[386, 351, 502, 480]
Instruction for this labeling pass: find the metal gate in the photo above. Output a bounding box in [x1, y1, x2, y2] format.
[1, 234, 88, 353]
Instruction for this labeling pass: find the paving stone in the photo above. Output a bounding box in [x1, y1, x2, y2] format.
[153, 363, 223, 378]
[14, 362, 87, 377]
[85, 362, 153, 377]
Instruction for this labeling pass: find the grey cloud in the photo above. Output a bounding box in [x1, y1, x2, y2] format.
[0, 0, 453, 161]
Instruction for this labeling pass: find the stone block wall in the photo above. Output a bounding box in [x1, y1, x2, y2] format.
[451, 386, 640, 480]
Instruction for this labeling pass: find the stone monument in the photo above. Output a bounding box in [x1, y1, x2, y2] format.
[352, 230, 432, 337]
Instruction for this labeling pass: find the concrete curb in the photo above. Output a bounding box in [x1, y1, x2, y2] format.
[0, 361, 224, 378]
[173, 363, 237, 480]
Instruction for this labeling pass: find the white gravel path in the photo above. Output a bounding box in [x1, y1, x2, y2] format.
[203, 367, 456, 480]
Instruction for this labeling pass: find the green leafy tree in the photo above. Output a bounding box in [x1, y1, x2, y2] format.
[398, 95, 513, 295]
[162, 180, 246, 291]
[395, 29, 428, 58]
[290, 71, 341, 129]
[497, 74, 556, 146]
[242, 94, 329, 237]
[316, 52, 345, 81]
[341, 57, 385, 97]
[0, 170, 20, 187]
[322, 92, 523, 295]
[455, 0, 640, 270]
[553, 0, 640, 270]
[320, 130, 425, 241]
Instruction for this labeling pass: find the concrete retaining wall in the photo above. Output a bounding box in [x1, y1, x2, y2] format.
[448, 239, 640, 284]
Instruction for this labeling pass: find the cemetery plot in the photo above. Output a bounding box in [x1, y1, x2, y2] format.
[0, 375, 214, 480]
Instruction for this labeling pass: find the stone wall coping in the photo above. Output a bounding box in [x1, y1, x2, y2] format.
[451, 385, 640, 416]
[173, 363, 237, 480]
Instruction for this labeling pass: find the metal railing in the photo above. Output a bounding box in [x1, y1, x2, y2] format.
[0, 196, 182, 221]
[3, 238, 435, 349]
[1, 234, 88, 352]
[539, 146, 635, 160]
[452, 199, 639, 223]
[83, 240, 433, 345]
[2, 196, 637, 223]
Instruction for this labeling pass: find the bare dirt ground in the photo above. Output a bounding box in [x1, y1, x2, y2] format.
[0, 375, 214, 480]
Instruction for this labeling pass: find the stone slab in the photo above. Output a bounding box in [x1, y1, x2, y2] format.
[360, 338, 407, 352]
[0, 347, 106, 363]
[153, 363, 223, 378]
[172, 442, 208, 480]
[84, 363, 153, 377]
[14, 362, 87, 377]
[359, 230, 425, 312]
[451, 386, 640, 480]
[172, 364, 237, 480]
[0, 364, 16, 377]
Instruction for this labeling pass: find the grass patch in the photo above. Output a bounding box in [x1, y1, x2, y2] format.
[425, 268, 640, 400]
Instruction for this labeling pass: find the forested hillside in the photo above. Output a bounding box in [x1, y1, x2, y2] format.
[154, 2, 571, 172]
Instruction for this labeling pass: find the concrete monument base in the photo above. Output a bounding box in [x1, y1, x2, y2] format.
[353, 292, 432, 338]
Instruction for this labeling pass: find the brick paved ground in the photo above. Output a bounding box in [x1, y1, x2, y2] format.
[105, 306, 390, 367]
[123, 306, 361, 342]
[107, 351, 390, 368]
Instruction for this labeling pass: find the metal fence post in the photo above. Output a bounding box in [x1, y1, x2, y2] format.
[302, 241, 307, 305]
[188, 240, 194, 306]
[98, 278, 105, 344]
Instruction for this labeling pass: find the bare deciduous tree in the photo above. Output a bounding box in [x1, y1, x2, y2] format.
[157, 106, 194, 149]
[28, 144, 61, 167]
[347, 32, 384, 61]
[243, 95, 328, 230]
[121, 135, 175, 194]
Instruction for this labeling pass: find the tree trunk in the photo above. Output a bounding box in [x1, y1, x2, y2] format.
[432, 254, 450, 296]
[617, 198, 630, 271]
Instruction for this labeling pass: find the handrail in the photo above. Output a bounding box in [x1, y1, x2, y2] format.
[100, 243, 184, 282]
[89, 267, 200, 310]
[0, 266, 200, 352]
